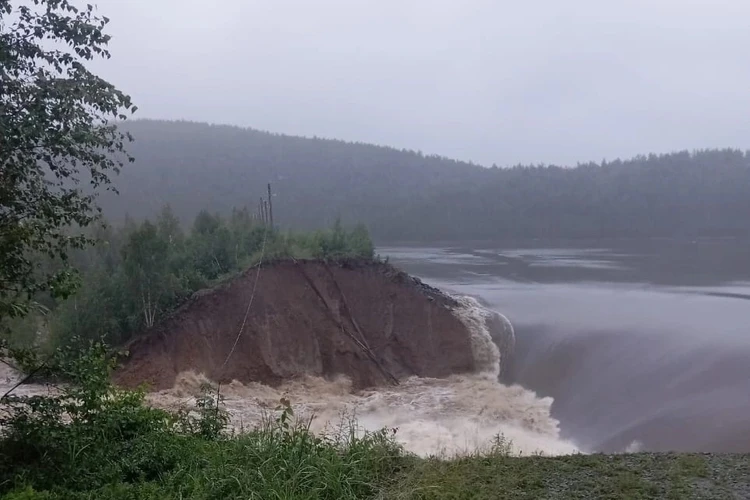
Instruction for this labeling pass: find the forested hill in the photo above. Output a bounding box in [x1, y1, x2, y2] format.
[103, 119, 492, 231]
[104, 120, 750, 241]
[372, 150, 750, 240]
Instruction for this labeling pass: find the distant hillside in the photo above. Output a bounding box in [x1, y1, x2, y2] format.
[372, 150, 750, 240]
[102, 119, 491, 231]
[103, 120, 750, 241]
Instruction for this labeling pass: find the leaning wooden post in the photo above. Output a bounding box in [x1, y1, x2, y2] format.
[267, 182, 274, 229]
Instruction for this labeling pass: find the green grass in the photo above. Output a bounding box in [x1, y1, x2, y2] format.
[0, 419, 407, 500]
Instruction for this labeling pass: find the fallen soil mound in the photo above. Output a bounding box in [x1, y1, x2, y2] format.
[115, 260, 476, 390]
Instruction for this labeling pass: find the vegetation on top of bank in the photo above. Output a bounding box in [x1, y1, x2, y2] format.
[4, 208, 376, 355]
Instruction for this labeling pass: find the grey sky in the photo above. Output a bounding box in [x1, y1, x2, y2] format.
[90, 0, 750, 166]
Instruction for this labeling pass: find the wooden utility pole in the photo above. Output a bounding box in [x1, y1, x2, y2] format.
[263, 200, 269, 226]
[267, 183, 274, 229]
[258, 197, 266, 225]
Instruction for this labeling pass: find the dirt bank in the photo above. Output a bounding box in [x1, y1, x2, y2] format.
[115, 260, 476, 390]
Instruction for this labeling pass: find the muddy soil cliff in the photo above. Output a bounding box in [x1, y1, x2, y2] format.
[115, 260, 476, 390]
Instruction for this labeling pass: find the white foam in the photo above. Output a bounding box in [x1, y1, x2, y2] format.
[452, 296, 502, 377]
[451, 295, 515, 378]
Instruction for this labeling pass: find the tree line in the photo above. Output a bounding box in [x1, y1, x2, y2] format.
[101, 121, 750, 241]
[372, 149, 750, 240]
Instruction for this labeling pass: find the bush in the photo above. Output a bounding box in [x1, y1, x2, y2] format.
[173, 382, 230, 440]
[0, 340, 180, 492]
[283, 220, 376, 261]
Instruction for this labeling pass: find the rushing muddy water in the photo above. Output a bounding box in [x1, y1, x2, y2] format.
[147, 294, 578, 457]
[381, 239, 750, 453]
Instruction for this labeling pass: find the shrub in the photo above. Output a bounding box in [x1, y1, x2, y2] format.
[0, 340, 180, 491]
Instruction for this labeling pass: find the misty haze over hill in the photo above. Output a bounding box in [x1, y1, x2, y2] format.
[102, 120, 750, 242]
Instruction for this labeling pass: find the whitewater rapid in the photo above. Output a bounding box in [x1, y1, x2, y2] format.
[150, 295, 579, 457]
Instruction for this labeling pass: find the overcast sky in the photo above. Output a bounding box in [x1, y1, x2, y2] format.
[89, 0, 750, 166]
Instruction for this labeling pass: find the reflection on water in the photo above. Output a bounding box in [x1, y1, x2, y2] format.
[380, 239, 750, 453]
